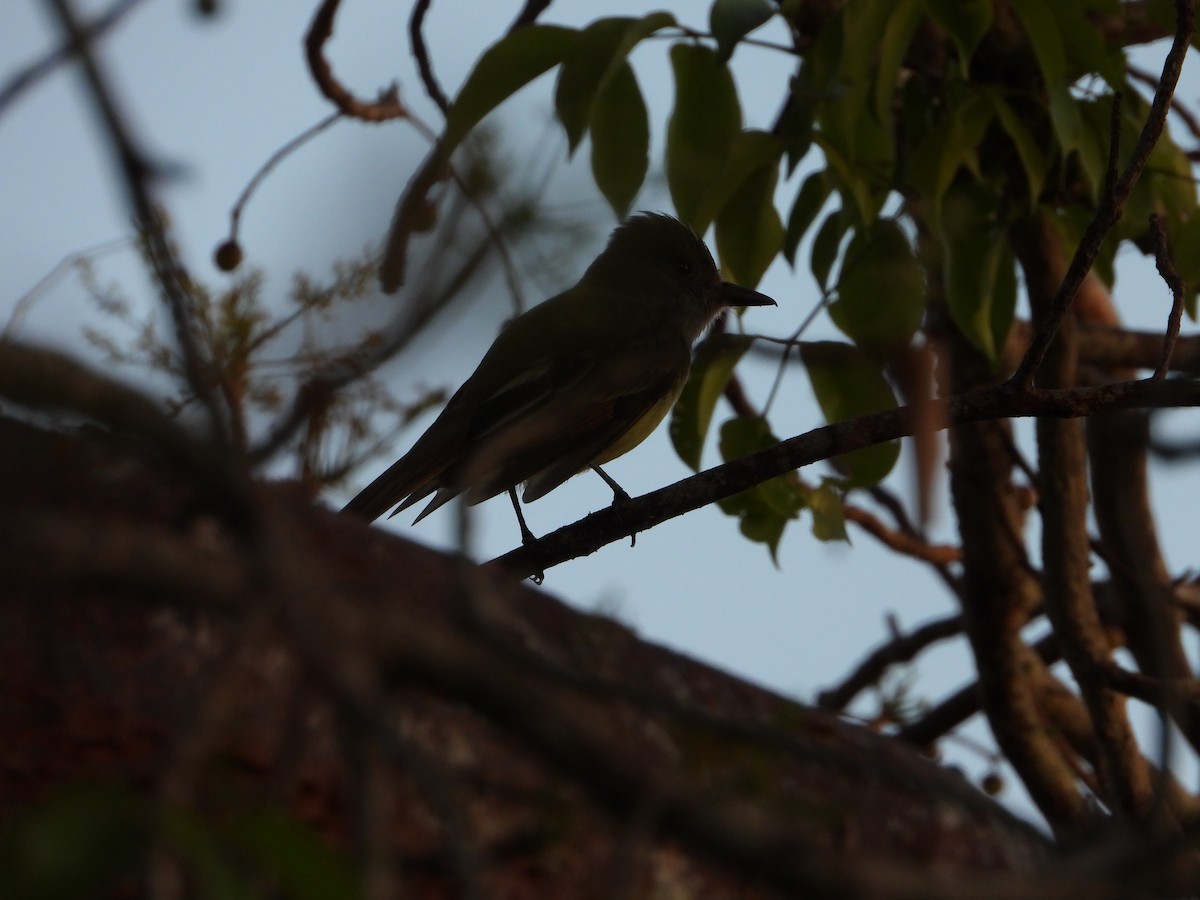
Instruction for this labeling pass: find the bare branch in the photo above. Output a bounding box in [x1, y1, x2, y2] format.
[1148, 214, 1188, 381]
[1015, 214, 1153, 819]
[410, 0, 450, 116]
[1009, 0, 1195, 389]
[223, 111, 343, 247]
[0, 0, 145, 116]
[816, 614, 964, 712]
[45, 0, 230, 439]
[304, 0, 410, 122]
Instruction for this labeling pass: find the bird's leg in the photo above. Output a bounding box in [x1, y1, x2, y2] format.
[592, 465, 631, 504]
[591, 465, 636, 547]
[508, 487, 544, 584]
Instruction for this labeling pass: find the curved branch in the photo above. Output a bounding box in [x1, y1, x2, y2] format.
[409, 0, 450, 115]
[1010, 0, 1195, 388]
[305, 0, 409, 122]
[817, 614, 963, 712]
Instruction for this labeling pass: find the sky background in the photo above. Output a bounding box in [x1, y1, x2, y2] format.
[6, 0, 1200, 825]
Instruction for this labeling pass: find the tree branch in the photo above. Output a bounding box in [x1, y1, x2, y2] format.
[45, 0, 230, 441]
[409, 0, 450, 116]
[304, 0, 410, 122]
[1014, 215, 1153, 818]
[1009, 0, 1194, 389]
[490, 378, 1200, 580]
[0, 0, 145, 116]
[817, 614, 964, 712]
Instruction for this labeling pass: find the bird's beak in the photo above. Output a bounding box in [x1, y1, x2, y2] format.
[718, 281, 776, 308]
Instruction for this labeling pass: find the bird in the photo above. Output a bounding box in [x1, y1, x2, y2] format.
[342, 212, 775, 538]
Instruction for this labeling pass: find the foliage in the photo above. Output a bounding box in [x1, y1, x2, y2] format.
[11, 0, 1200, 889]
[436, 0, 1199, 557]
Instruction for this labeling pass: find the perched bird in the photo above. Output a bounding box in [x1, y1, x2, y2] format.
[343, 212, 775, 534]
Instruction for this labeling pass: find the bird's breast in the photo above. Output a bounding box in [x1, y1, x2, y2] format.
[593, 376, 686, 466]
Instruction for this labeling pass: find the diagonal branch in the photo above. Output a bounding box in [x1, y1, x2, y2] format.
[45, 0, 230, 441]
[491, 378, 1200, 580]
[0, 0, 146, 116]
[1009, 0, 1195, 389]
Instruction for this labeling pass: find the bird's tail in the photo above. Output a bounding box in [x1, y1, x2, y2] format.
[341, 420, 461, 521]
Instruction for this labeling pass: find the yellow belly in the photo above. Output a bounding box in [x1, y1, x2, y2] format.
[595, 384, 682, 466]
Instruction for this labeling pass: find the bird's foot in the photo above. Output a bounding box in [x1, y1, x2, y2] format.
[508, 487, 545, 583]
[592, 465, 636, 547]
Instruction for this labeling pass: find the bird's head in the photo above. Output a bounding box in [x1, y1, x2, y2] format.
[581, 212, 775, 341]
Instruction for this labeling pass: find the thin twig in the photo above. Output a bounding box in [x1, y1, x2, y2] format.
[410, 0, 450, 116]
[1147, 214, 1187, 380]
[0, 0, 145, 116]
[1009, 0, 1195, 389]
[1128, 62, 1200, 144]
[507, 0, 553, 30]
[305, 0, 409, 122]
[897, 631, 1063, 747]
[843, 504, 962, 566]
[45, 0, 229, 441]
[377, 0, 557, 294]
[4, 236, 133, 340]
[816, 614, 964, 711]
[225, 111, 343, 244]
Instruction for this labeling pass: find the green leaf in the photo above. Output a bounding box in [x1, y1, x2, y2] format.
[711, 134, 785, 287]
[710, 0, 775, 61]
[784, 170, 831, 265]
[811, 0, 897, 222]
[1168, 215, 1200, 319]
[590, 61, 650, 218]
[874, 0, 923, 122]
[717, 416, 805, 560]
[809, 479, 850, 542]
[907, 88, 994, 231]
[166, 811, 256, 900]
[554, 13, 675, 154]
[444, 25, 578, 150]
[938, 182, 1016, 361]
[694, 130, 783, 234]
[811, 208, 849, 290]
[814, 134, 885, 227]
[830, 219, 925, 348]
[716, 169, 784, 288]
[667, 43, 742, 229]
[921, 0, 993, 73]
[777, 77, 816, 175]
[983, 88, 1048, 208]
[669, 332, 756, 470]
[1007, 0, 1102, 194]
[836, 0, 894, 90]
[1008, 0, 1065, 82]
[1049, 2, 1125, 86]
[800, 340, 900, 486]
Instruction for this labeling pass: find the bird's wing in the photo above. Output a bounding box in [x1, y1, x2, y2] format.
[340, 308, 598, 522]
[458, 332, 691, 505]
[342, 284, 688, 521]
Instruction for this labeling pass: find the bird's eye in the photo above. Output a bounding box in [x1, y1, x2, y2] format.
[677, 260, 691, 275]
